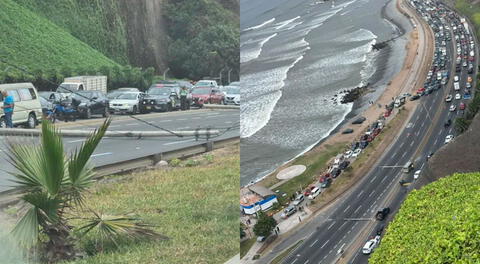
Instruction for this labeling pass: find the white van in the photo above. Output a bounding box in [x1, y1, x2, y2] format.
[308, 187, 321, 200]
[0, 83, 42, 128]
[402, 161, 414, 174]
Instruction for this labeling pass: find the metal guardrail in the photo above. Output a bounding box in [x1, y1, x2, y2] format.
[0, 136, 239, 202]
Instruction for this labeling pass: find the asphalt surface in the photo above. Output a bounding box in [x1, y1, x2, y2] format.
[0, 109, 239, 192]
[275, 1, 478, 264]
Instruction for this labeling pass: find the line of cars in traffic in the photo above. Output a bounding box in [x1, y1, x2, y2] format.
[37, 79, 241, 121]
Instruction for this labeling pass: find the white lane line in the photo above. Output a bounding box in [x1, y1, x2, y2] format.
[449, 128, 453, 134]
[327, 221, 336, 230]
[401, 152, 407, 158]
[304, 260, 309, 264]
[381, 176, 387, 183]
[370, 175, 377, 183]
[357, 190, 364, 198]
[339, 222, 347, 230]
[109, 125, 120, 128]
[291, 258, 298, 264]
[343, 205, 351, 213]
[158, 120, 172, 122]
[225, 121, 233, 124]
[416, 115, 420, 121]
[368, 190, 376, 197]
[178, 118, 187, 121]
[391, 150, 398, 157]
[163, 139, 196, 145]
[438, 129, 443, 136]
[67, 139, 85, 143]
[353, 205, 362, 214]
[310, 239, 319, 247]
[434, 138, 438, 145]
[320, 240, 330, 249]
[421, 122, 425, 128]
[191, 117, 201, 119]
[410, 141, 414, 147]
[399, 142, 404, 148]
[91, 152, 112, 157]
[126, 123, 136, 126]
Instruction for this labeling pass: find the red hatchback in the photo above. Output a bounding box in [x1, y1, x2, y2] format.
[191, 87, 225, 106]
[460, 102, 466, 110]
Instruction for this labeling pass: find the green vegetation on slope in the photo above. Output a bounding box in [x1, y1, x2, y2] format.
[0, 0, 118, 74]
[12, 0, 128, 65]
[67, 147, 239, 264]
[165, 0, 240, 81]
[370, 172, 480, 263]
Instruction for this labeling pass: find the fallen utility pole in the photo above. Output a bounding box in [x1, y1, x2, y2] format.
[0, 128, 220, 138]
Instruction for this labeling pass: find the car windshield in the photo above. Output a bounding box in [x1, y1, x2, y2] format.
[192, 88, 211, 94]
[116, 93, 138, 100]
[107, 92, 121, 99]
[196, 81, 214, 86]
[226, 88, 240, 94]
[148, 88, 171, 95]
[57, 84, 78, 93]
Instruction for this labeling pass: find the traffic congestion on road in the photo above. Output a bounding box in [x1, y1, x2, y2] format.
[254, 0, 478, 263]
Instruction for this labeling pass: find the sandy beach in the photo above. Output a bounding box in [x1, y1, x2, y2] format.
[250, 0, 435, 188]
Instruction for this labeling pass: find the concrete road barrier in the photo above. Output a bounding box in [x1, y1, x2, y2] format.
[203, 104, 240, 110]
[0, 128, 220, 137]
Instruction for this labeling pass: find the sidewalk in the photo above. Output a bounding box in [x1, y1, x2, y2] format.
[241, 206, 313, 263]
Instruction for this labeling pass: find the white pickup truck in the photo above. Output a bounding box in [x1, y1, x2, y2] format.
[56, 76, 107, 94]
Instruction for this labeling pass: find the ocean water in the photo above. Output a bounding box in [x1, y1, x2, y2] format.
[240, 0, 412, 186]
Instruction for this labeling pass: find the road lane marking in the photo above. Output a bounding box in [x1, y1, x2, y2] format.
[434, 138, 438, 145]
[178, 118, 187, 121]
[163, 139, 197, 145]
[225, 121, 233, 124]
[399, 142, 404, 148]
[370, 175, 377, 183]
[310, 239, 319, 247]
[327, 221, 336, 230]
[401, 152, 407, 158]
[91, 152, 112, 157]
[368, 190, 375, 197]
[357, 190, 364, 198]
[381, 176, 387, 183]
[353, 205, 362, 214]
[339, 222, 347, 230]
[291, 258, 298, 264]
[438, 130, 443, 136]
[320, 240, 330, 249]
[421, 122, 425, 128]
[410, 141, 414, 147]
[191, 117, 201, 119]
[67, 139, 85, 143]
[343, 205, 351, 213]
[158, 120, 172, 122]
[304, 260, 309, 264]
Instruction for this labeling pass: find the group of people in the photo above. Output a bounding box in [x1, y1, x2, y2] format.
[1, 90, 14, 128]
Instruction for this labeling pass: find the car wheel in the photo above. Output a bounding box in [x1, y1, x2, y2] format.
[26, 113, 37, 129]
[0, 117, 5, 128]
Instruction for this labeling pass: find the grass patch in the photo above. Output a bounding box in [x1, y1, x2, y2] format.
[271, 143, 347, 197]
[240, 237, 256, 259]
[270, 240, 304, 264]
[67, 146, 239, 264]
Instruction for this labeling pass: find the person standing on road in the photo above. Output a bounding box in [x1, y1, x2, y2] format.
[180, 86, 188, 110]
[1, 90, 14, 128]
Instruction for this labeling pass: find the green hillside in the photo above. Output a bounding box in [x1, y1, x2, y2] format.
[370, 172, 480, 263]
[0, 0, 119, 77]
[12, 0, 128, 64]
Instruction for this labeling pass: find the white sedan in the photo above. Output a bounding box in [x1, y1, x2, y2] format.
[445, 135, 454, 144]
[352, 148, 362, 158]
[362, 235, 381, 255]
[414, 170, 421, 180]
[445, 94, 453, 102]
[454, 75, 459, 82]
[449, 105, 457, 112]
[455, 93, 461, 100]
[344, 150, 353, 159]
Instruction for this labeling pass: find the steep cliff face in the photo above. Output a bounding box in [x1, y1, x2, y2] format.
[118, 0, 168, 72]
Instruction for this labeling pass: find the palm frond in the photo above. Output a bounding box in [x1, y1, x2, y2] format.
[77, 211, 168, 245]
[11, 207, 40, 247]
[5, 143, 46, 192]
[22, 192, 62, 224]
[67, 118, 111, 204]
[39, 120, 65, 196]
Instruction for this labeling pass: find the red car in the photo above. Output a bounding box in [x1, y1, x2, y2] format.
[191, 87, 225, 107]
[384, 110, 392, 118]
[460, 102, 466, 110]
[417, 87, 425, 94]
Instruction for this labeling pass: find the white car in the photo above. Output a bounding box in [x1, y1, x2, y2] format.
[445, 135, 454, 144]
[455, 93, 461, 100]
[308, 187, 321, 200]
[466, 82, 472, 89]
[292, 194, 305, 206]
[449, 105, 457, 112]
[362, 235, 381, 255]
[352, 148, 362, 158]
[454, 75, 459, 82]
[109, 92, 144, 114]
[344, 150, 353, 159]
[414, 170, 421, 180]
[445, 94, 453, 102]
[223, 86, 240, 105]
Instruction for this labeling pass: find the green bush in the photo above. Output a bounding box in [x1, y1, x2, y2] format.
[370, 172, 480, 263]
[169, 158, 181, 167]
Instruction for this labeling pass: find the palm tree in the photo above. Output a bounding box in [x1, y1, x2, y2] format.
[6, 119, 163, 262]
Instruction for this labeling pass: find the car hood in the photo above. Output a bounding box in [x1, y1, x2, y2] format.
[110, 99, 137, 104]
[192, 94, 210, 98]
[144, 95, 170, 100]
[225, 93, 240, 99]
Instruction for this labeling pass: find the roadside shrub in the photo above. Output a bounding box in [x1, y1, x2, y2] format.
[184, 159, 200, 167]
[169, 158, 181, 167]
[204, 154, 214, 163]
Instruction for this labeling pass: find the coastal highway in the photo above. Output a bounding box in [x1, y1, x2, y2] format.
[274, 1, 478, 264]
[0, 109, 239, 192]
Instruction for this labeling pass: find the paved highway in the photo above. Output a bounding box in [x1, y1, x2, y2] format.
[0, 109, 239, 192]
[272, 0, 478, 263]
